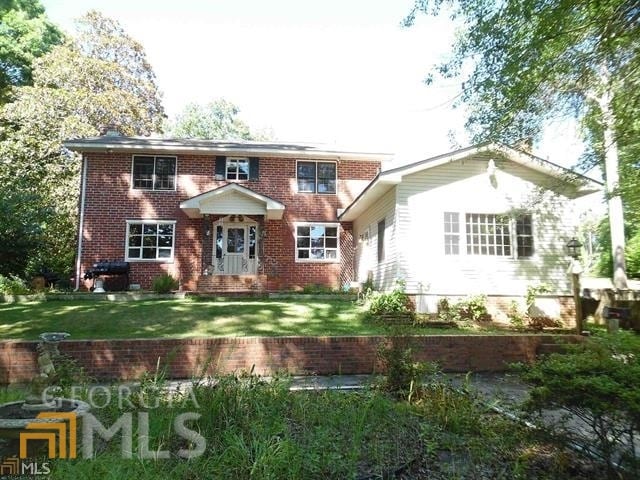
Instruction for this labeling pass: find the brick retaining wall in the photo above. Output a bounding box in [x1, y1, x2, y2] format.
[0, 335, 576, 384]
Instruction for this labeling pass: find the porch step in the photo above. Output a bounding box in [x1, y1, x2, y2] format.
[197, 274, 267, 293]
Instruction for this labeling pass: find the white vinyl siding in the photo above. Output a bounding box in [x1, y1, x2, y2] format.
[395, 156, 578, 296]
[353, 187, 397, 291]
[200, 190, 268, 216]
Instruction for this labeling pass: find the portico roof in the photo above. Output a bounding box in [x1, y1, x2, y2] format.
[180, 183, 285, 220]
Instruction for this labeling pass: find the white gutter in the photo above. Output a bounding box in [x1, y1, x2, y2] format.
[62, 142, 392, 162]
[74, 154, 88, 291]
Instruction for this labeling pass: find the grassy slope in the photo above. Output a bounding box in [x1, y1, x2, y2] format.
[0, 298, 378, 340]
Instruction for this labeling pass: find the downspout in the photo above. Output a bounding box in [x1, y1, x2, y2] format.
[74, 154, 88, 291]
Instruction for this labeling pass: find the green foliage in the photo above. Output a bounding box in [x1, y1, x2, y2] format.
[166, 98, 270, 140]
[0, 0, 63, 102]
[518, 331, 640, 476]
[507, 300, 526, 328]
[625, 230, 640, 279]
[375, 335, 435, 400]
[301, 283, 335, 294]
[439, 294, 491, 323]
[0, 10, 165, 278]
[151, 273, 179, 293]
[525, 283, 551, 313]
[406, 0, 638, 281]
[0, 273, 30, 294]
[366, 279, 415, 317]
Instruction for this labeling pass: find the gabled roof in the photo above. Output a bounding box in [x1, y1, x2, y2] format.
[180, 183, 285, 220]
[339, 142, 602, 221]
[63, 135, 392, 162]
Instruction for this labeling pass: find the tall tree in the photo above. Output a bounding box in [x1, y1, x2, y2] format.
[166, 99, 270, 140]
[0, 0, 63, 102]
[0, 10, 165, 277]
[405, 0, 640, 287]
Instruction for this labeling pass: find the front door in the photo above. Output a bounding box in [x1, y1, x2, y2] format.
[214, 220, 258, 275]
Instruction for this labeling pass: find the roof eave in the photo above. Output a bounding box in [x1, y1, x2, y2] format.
[62, 141, 392, 162]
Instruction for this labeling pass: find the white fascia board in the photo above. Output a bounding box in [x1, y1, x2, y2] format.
[339, 175, 400, 222]
[64, 142, 392, 162]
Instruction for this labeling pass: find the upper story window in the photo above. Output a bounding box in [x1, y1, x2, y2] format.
[126, 220, 175, 261]
[226, 157, 249, 180]
[295, 223, 339, 262]
[132, 155, 176, 191]
[444, 212, 534, 258]
[296, 161, 336, 194]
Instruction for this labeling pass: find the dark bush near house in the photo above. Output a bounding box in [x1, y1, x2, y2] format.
[151, 273, 179, 293]
[517, 331, 640, 478]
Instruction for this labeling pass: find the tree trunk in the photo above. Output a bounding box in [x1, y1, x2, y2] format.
[598, 85, 628, 289]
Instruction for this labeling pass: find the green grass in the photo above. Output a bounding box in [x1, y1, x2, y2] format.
[0, 298, 514, 341]
[0, 375, 603, 479]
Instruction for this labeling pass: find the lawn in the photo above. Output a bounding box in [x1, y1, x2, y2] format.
[0, 297, 525, 341]
[0, 298, 375, 340]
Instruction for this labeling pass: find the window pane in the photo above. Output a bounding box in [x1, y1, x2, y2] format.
[311, 248, 324, 259]
[325, 237, 337, 248]
[226, 160, 238, 179]
[216, 226, 223, 259]
[159, 224, 174, 236]
[297, 162, 316, 192]
[237, 159, 249, 180]
[326, 250, 337, 259]
[143, 224, 157, 235]
[297, 237, 310, 248]
[465, 213, 510, 256]
[158, 248, 172, 258]
[129, 224, 142, 235]
[310, 225, 325, 237]
[142, 247, 156, 259]
[311, 237, 324, 248]
[158, 235, 173, 247]
[249, 225, 256, 259]
[129, 236, 142, 247]
[317, 179, 336, 194]
[143, 236, 156, 247]
[325, 227, 337, 237]
[297, 226, 310, 237]
[132, 157, 154, 189]
[155, 157, 176, 190]
[377, 219, 385, 262]
[128, 248, 141, 258]
[298, 249, 309, 259]
[227, 228, 245, 253]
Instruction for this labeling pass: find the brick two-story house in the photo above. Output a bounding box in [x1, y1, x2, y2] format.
[65, 133, 390, 292]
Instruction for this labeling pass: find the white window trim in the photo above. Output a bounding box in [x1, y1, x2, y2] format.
[125, 219, 176, 262]
[294, 221, 341, 263]
[226, 157, 250, 181]
[295, 160, 338, 195]
[443, 211, 536, 260]
[130, 155, 178, 192]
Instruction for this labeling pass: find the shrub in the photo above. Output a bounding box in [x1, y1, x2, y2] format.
[517, 331, 640, 477]
[439, 295, 491, 323]
[0, 274, 31, 294]
[375, 335, 436, 401]
[151, 273, 179, 293]
[507, 300, 526, 328]
[366, 279, 415, 318]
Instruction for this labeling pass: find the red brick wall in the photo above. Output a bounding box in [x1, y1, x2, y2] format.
[0, 335, 577, 384]
[80, 153, 379, 290]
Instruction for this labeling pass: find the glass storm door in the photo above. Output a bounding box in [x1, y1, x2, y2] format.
[214, 222, 258, 275]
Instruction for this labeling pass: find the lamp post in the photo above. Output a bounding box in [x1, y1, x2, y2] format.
[566, 238, 584, 334]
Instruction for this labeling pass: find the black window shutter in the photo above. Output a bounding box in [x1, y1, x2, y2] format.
[215, 156, 226, 177]
[249, 157, 259, 180]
